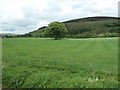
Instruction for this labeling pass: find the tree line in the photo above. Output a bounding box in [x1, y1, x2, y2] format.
[3, 21, 119, 39]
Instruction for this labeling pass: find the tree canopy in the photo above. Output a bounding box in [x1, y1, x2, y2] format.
[44, 21, 68, 40]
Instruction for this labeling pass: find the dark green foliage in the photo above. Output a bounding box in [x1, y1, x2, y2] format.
[64, 18, 119, 38]
[44, 22, 68, 40]
[21, 34, 33, 37]
[28, 17, 119, 38]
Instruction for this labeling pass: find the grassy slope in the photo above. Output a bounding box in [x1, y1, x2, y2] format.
[28, 17, 119, 37]
[2, 38, 118, 88]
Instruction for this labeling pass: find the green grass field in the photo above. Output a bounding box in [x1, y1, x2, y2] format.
[2, 38, 118, 88]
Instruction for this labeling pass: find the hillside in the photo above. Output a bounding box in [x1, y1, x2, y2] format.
[25, 16, 119, 38]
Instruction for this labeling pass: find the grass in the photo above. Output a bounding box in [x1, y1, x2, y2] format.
[2, 37, 118, 88]
[31, 17, 119, 38]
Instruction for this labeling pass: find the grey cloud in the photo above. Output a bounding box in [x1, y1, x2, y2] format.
[118, 1, 120, 17]
[0, 17, 37, 34]
[22, 6, 61, 22]
[0, 24, 16, 31]
[44, 1, 62, 13]
[0, 0, 118, 34]
[1, 23, 36, 34]
[72, 4, 81, 9]
[22, 6, 40, 19]
[0, 6, 41, 33]
[13, 19, 38, 27]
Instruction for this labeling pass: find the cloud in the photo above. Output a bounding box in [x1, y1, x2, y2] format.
[0, 0, 119, 34]
[119, 1, 120, 17]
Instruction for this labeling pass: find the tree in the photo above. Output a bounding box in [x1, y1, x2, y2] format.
[44, 21, 68, 40]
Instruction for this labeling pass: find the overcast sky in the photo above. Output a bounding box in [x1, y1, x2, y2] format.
[0, 0, 119, 34]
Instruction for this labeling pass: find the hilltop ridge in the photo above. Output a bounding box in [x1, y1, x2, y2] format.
[24, 16, 119, 38]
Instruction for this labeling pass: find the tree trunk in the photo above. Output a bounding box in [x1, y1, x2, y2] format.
[54, 38, 58, 40]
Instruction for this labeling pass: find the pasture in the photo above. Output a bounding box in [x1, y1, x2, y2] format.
[2, 38, 118, 88]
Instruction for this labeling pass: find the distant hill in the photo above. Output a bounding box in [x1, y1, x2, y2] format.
[0, 33, 20, 36]
[0, 33, 22, 38]
[25, 16, 119, 38]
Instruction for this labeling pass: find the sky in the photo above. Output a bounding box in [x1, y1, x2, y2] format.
[0, 0, 119, 34]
